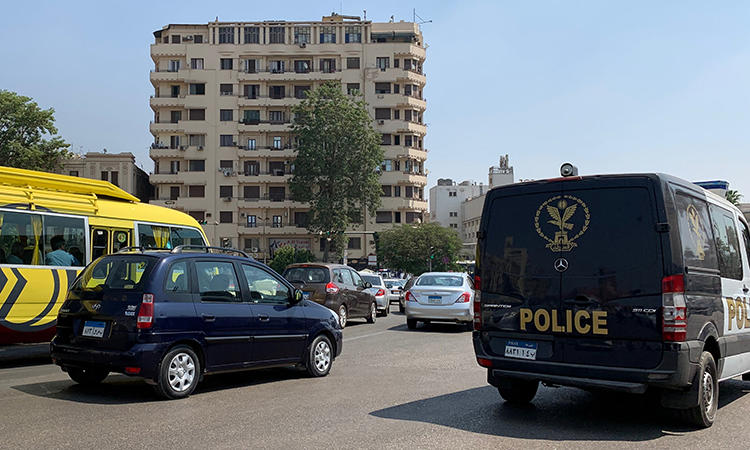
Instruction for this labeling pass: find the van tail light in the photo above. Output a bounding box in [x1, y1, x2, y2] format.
[405, 291, 416, 302]
[325, 282, 339, 294]
[375, 288, 386, 297]
[477, 357, 492, 368]
[662, 275, 687, 342]
[137, 293, 155, 329]
[455, 292, 471, 303]
[473, 275, 482, 330]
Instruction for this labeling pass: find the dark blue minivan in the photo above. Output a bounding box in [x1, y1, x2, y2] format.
[51, 246, 342, 399]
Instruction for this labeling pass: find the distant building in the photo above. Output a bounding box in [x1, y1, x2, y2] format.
[429, 179, 487, 234]
[740, 203, 750, 222]
[59, 152, 154, 201]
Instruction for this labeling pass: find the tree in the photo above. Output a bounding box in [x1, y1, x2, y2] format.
[378, 223, 463, 275]
[726, 190, 743, 207]
[268, 245, 316, 274]
[0, 90, 71, 171]
[290, 81, 383, 262]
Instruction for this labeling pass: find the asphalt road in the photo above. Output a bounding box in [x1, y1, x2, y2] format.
[2, 307, 750, 449]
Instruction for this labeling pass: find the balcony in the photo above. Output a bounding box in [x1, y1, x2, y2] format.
[396, 95, 426, 110]
[378, 171, 427, 186]
[149, 69, 182, 83]
[150, 43, 187, 58]
[149, 146, 185, 159]
[238, 170, 292, 184]
[393, 44, 426, 60]
[396, 69, 427, 85]
[383, 145, 428, 162]
[149, 121, 181, 133]
[150, 95, 186, 109]
[396, 121, 427, 136]
[237, 194, 304, 209]
[149, 172, 184, 184]
[237, 66, 343, 82]
[237, 146, 296, 158]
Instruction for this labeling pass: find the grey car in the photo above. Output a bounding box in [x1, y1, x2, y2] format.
[404, 272, 474, 331]
[359, 273, 389, 316]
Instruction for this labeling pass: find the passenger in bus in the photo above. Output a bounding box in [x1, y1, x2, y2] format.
[7, 242, 24, 264]
[45, 235, 80, 266]
[0, 248, 5, 263]
[68, 246, 84, 266]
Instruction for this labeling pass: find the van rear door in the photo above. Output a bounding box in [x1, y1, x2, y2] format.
[558, 177, 664, 369]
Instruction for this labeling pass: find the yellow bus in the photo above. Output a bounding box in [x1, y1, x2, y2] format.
[0, 166, 208, 344]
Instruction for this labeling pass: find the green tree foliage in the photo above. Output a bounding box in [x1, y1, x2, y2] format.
[378, 223, 463, 275]
[290, 81, 383, 262]
[726, 190, 743, 207]
[0, 90, 71, 171]
[269, 245, 316, 274]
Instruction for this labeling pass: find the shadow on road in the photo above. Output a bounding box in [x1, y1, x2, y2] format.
[388, 322, 471, 334]
[371, 380, 750, 442]
[12, 367, 307, 405]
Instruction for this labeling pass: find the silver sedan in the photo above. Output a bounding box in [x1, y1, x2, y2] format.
[404, 272, 474, 331]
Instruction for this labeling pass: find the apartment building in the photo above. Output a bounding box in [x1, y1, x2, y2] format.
[59, 152, 153, 201]
[148, 14, 427, 265]
[429, 179, 487, 232]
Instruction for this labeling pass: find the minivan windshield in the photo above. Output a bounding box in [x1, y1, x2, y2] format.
[72, 256, 156, 292]
[416, 275, 463, 287]
[284, 267, 330, 284]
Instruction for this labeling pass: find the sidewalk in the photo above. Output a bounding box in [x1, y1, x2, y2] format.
[0, 343, 51, 365]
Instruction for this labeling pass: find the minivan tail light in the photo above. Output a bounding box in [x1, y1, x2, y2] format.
[662, 275, 686, 342]
[455, 292, 471, 303]
[405, 291, 416, 302]
[325, 282, 339, 294]
[137, 293, 155, 329]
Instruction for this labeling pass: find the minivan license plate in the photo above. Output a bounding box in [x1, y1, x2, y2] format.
[504, 340, 537, 360]
[82, 321, 106, 338]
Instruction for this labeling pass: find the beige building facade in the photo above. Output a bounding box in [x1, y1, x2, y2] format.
[59, 152, 153, 201]
[148, 15, 427, 265]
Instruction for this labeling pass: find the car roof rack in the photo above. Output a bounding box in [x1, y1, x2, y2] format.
[170, 245, 251, 258]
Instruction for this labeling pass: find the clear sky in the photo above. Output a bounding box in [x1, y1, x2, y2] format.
[1, 1, 748, 197]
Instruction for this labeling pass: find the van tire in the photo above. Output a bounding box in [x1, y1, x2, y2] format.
[67, 367, 109, 385]
[306, 335, 333, 377]
[153, 345, 201, 400]
[677, 351, 718, 428]
[497, 378, 539, 405]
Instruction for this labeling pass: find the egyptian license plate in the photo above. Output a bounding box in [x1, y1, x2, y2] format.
[504, 340, 538, 360]
[303, 292, 311, 300]
[82, 321, 106, 338]
[428, 295, 441, 304]
[391, 290, 400, 295]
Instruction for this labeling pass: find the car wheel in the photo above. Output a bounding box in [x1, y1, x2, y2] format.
[337, 304, 348, 328]
[366, 302, 377, 323]
[67, 367, 109, 386]
[306, 334, 333, 377]
[678, 351, 718, 428]
[497, 378, 539, 405]
[383, 303, 389, 317]
[153, 345, 201, 400]
[399, 303, 405, 313]
[407, 318, 417, 329]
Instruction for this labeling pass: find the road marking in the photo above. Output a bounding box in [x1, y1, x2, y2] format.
[343, 330, 389, 342]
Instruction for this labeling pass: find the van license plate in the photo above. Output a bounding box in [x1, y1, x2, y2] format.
[82, 321, 106, 338]
[504, 340, 537, 360]
[428, 296, 441, 304]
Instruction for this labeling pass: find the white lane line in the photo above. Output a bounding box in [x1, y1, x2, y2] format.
[343, 330, 390, 342]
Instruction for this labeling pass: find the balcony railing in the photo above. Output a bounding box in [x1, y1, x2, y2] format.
[238, 67, 342, 74]
[238, 118, 291, 125]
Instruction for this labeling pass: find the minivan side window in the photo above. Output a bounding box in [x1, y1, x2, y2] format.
[674, 193, 719, 271]
[242, 264, 290, 304]
[740, 221, 750, 263]
[709, 205, 743, 280]
[165, 261, 190, 293]
[335, 269, 353, 286]
[195, 261, 240, 302]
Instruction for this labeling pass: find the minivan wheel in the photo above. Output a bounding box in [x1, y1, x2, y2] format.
[367, 302, 377, 323]
[497, 378, 539, 405]
[406, 318, 417, 329]
[678, 351, 718, 428]
[338, 305, 348, 328]
[67, 367, 109, 386]
[306, 335, 333, 377]
[154, 345, 201, 400]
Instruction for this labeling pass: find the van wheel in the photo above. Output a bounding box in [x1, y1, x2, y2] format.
[306, 335, 333, 377]
[67, 367, 109, 385]
[678, 351, 718, 428]
[154, 345, 201, 400]
[367, 302, 377, 323]
[497, 378, 539, 404]
[337, 305, 348, 328]
[407, 318, 417, 329]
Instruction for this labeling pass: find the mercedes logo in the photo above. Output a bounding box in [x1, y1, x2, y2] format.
[554, 258, 569, 272]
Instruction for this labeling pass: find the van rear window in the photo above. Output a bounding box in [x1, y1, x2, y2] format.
[283, 267, 329, 284]
[73, 256, 155, 292]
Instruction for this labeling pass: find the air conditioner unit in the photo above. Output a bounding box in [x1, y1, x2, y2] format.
[299, 42, 306, 48]
[179, 145, 186, 150]
[183, 36, 193, 41]
[198, 145, 204, 150]
[223, 196, 232, 202]
[378, 120, 384, 125]
[377, 95, 384, 99]
[250, 247, 260, 253]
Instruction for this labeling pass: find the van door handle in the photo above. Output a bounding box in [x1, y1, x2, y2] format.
[201, 314, 215, 322]
[258, 315, 270, 322]
[744, 285, 749, 294]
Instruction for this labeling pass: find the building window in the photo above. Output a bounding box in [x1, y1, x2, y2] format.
[294, 60, 311, 73]
[394, 211, 401, 223]
[269, 85, 285, 99]
[188, 211, 205, 222]
[273, 136, 282, 149]
[190, 58, 204, 69]
[242, 110, 260, 123]
[449, 191, 457, 197]
[376, 57, 390, 71]
[246, 138, 256, 150]
[188, 185, 205, 197]
[244, 161, 259, 176]
[381, 160, 392, 171]
[194, 35, 203, 43]
[170, 135, 181, 149]
[344, 26, 361, 43]
[220, 58, 233, 70]
[247, 215, 257, 227]
[170, 186, 180, 200]
[381, 185, 392, 197]
[189, 134, 205, 148]
[189, 109, 205, 120]
[320, 26, 336, 43]
[110, 171, 118, 186]
[188, 160, 205, 172]
[269, 60, 285, 73]
[393, 186, 401, 197]
[376, 211, 392, 223]
[244, 84, 260, 98]
[405, 186, 414, 198]
[269, 26, 285, 44]
[220, 135, 234, 147]
[381, 134, 391, 145]
[374, 83, 391, 94]
[294, 85, 310, 99]
[169, 111, 181, 123]
[101, 171, 108, 181]
[294, 212, 309, 227]
[244, 26, 260, 44]
[346, 57, 360, 69]
[220, 84, 233, 96]
[269, 111, 284, 123]
[169, 161, 180, 174]
[219, 211, 233, 223]
[244, 185, 260, 199]
[168, 60, 180, 72]
[319, 58, 336, 73]
[189, 83, 205, 95]
[243, 59, 258, 74]
[171, 35, 181, 44]
[69, 170, 79, 177]
[405, 212, 420, 224]
[220, 109, 233, 121]
[347, 83, 360, 95]
[294, 26, 310, 44]
[272, 215, 283, 228]
[347, 237, 361, 249]
[219, 185, 233, 198]
[450, 224, 458, 229]
[219, 160, 233, 170]
[218, 27, 234, 44]
[375, 108, 391, 120]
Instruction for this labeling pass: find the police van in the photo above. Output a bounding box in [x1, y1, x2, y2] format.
[472, 167, 750, 427]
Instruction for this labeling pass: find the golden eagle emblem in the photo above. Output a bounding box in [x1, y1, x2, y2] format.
[535, 196, 590, 252]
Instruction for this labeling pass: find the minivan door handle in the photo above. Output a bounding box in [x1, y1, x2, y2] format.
[201, 314, 216, 322]
[258, 315, 270, 322]
[744, 285, 749, 294]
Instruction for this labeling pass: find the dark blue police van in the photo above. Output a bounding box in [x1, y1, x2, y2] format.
[473, 169, 750, 427]
[51, 246, 342, 399]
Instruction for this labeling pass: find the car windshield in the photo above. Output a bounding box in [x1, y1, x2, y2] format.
[385, 280, 403, 288]
[361, 275, 381, 286]
[283, 267, 329, 284]
[72, 256, 156, 292]
[416, 275, 463, 287]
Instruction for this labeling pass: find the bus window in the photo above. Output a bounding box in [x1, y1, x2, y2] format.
[171, 226, 205, 247]
[0, 210, 85, 267]
[92, 229, 108, 260]
[113, 230, 130, 252]
[138, 223, 206, 249]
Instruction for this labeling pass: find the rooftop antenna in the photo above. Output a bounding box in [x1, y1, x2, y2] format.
[413, 8, 432, 24]
[363, 9, 366, 20]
